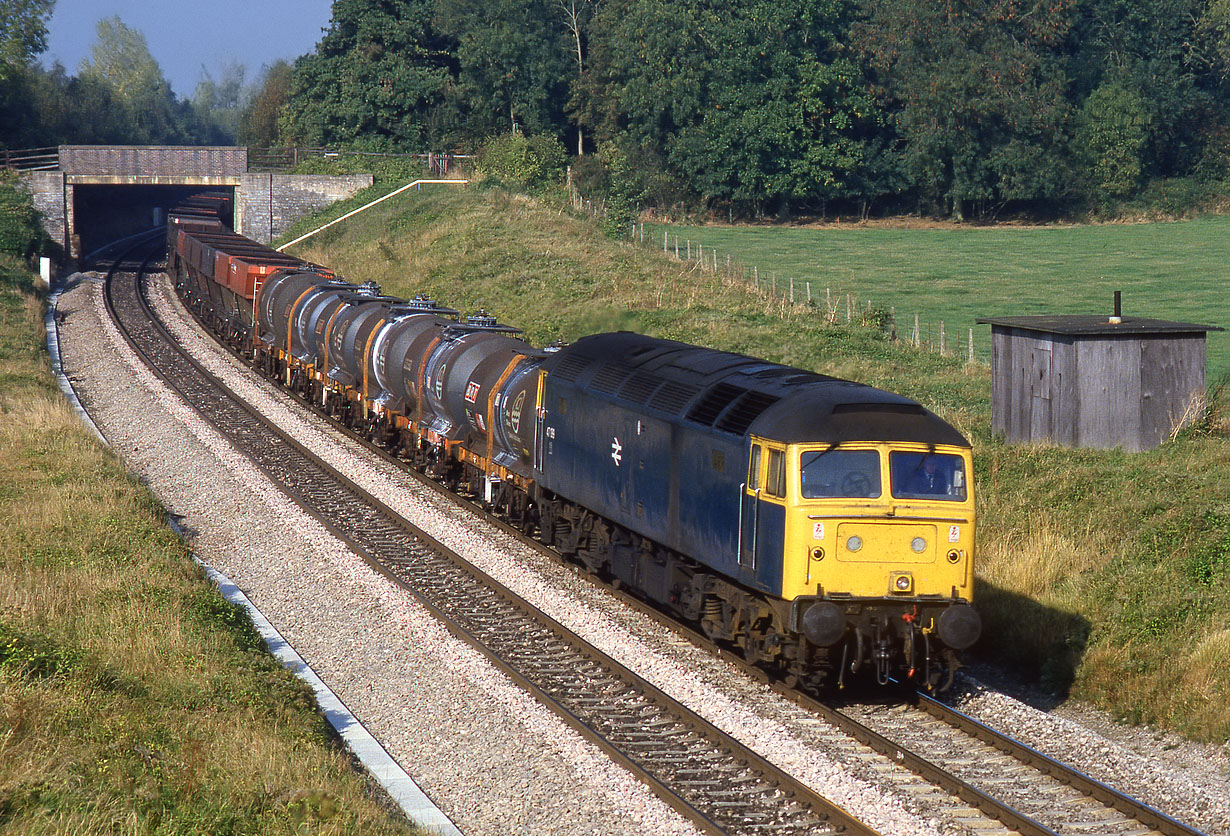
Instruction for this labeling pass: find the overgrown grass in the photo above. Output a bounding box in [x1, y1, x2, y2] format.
[0, 254, 417, 834]
[283, 187, 1230, 743]
[648, 218, 1230, 378]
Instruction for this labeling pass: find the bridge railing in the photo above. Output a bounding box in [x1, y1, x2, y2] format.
[2, 145, 476, 176]
[1, 147, 59, 172]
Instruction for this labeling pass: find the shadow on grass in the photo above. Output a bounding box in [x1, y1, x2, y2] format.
[971, 577, 1091, 702]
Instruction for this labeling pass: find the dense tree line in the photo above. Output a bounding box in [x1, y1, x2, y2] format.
[272, 0, 1230, 218]
[7, 0, 1230, 218]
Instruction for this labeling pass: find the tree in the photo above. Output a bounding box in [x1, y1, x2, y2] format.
[77, 16, 201, 144]
[556, 0, 600, 154]
[437, 0, 572, 139]
[240, 61, 294, 146]
[280, 0, 455, 149]
[0, 0, 53, 148]
[856, 0, 1077, 218]
[1076, 81, 1148, 197]
[193, 61, 247, 142]
[0, 0, 54, 69]
[1067, 0, 1211, 181]
[584, 0, 878, 214]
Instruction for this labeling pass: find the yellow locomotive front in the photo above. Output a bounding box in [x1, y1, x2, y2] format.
[750, 437, 980, 689]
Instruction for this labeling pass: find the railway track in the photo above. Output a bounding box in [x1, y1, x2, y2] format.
[103, 251, 877, 836]
[108, 247, 1211, 836]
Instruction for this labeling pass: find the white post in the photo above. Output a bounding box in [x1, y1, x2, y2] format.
[39, 257, 52, 288]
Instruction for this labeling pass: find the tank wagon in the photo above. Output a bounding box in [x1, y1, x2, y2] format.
[167, 203, 981, 690]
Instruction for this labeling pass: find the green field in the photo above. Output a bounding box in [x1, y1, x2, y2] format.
[649, 218, 1230, 378]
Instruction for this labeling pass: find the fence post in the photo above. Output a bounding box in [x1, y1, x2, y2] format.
[687, 240, 691, 260]
[789, 277, 795, 304]
[675, 236, 679, 258]
[913, 314, 920, 347]
[664, 231, 668, 253]
[939, 321, 946, 356]
[968, 328, 975, 364]
[754, 265, 759, 287]
[807, 282, 812, 304]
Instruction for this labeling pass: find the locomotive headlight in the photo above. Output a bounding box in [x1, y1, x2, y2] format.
[947, 549, 961, 563]
[891, 572, 913, 593]
[910, 536, 927, 554]
[846, 536, 863, 552]
[811, 547, 825, 561]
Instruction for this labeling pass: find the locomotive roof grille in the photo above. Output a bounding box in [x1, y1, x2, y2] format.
[591, 363, 634, 395]
[715, 390, 781, 435]
[551, 354, 590, 381]
[686, 382, 747, 426]
[618, 372, 665, 405]
[648, 382, 702, 415]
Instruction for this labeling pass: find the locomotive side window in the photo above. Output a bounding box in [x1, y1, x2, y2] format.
[748, 445, 762, 490]
[800, 449, 881, 498]
[766, 448, 786, 498]
[890, 452, 966, 501]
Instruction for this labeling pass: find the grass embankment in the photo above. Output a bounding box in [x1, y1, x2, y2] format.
[283, 185, 1230, 743]
[650, 220, 1230, 378]
[0, 257, 415, 833]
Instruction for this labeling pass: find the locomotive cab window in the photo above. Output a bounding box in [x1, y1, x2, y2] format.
[765, 448, 786, 498]
[800, 448, 881, 499]
[748, 445, 762, 490]
[890, 452, 966, 501]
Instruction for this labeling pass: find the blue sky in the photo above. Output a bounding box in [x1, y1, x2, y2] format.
[43, 0, 336, 97]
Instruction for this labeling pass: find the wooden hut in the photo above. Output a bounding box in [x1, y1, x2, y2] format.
[976, 312, 1221, 452]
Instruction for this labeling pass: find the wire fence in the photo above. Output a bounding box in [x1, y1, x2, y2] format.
[246, 147, 476, 176]
[625, 221, 981, 364]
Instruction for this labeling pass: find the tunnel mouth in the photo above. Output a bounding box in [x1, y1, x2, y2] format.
[73, 184, 235, 266]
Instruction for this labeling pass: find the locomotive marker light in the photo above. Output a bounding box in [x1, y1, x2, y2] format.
[846, 535, 863, 552]
[910, 536, 927, 554]
[892, 572, 914, 593]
